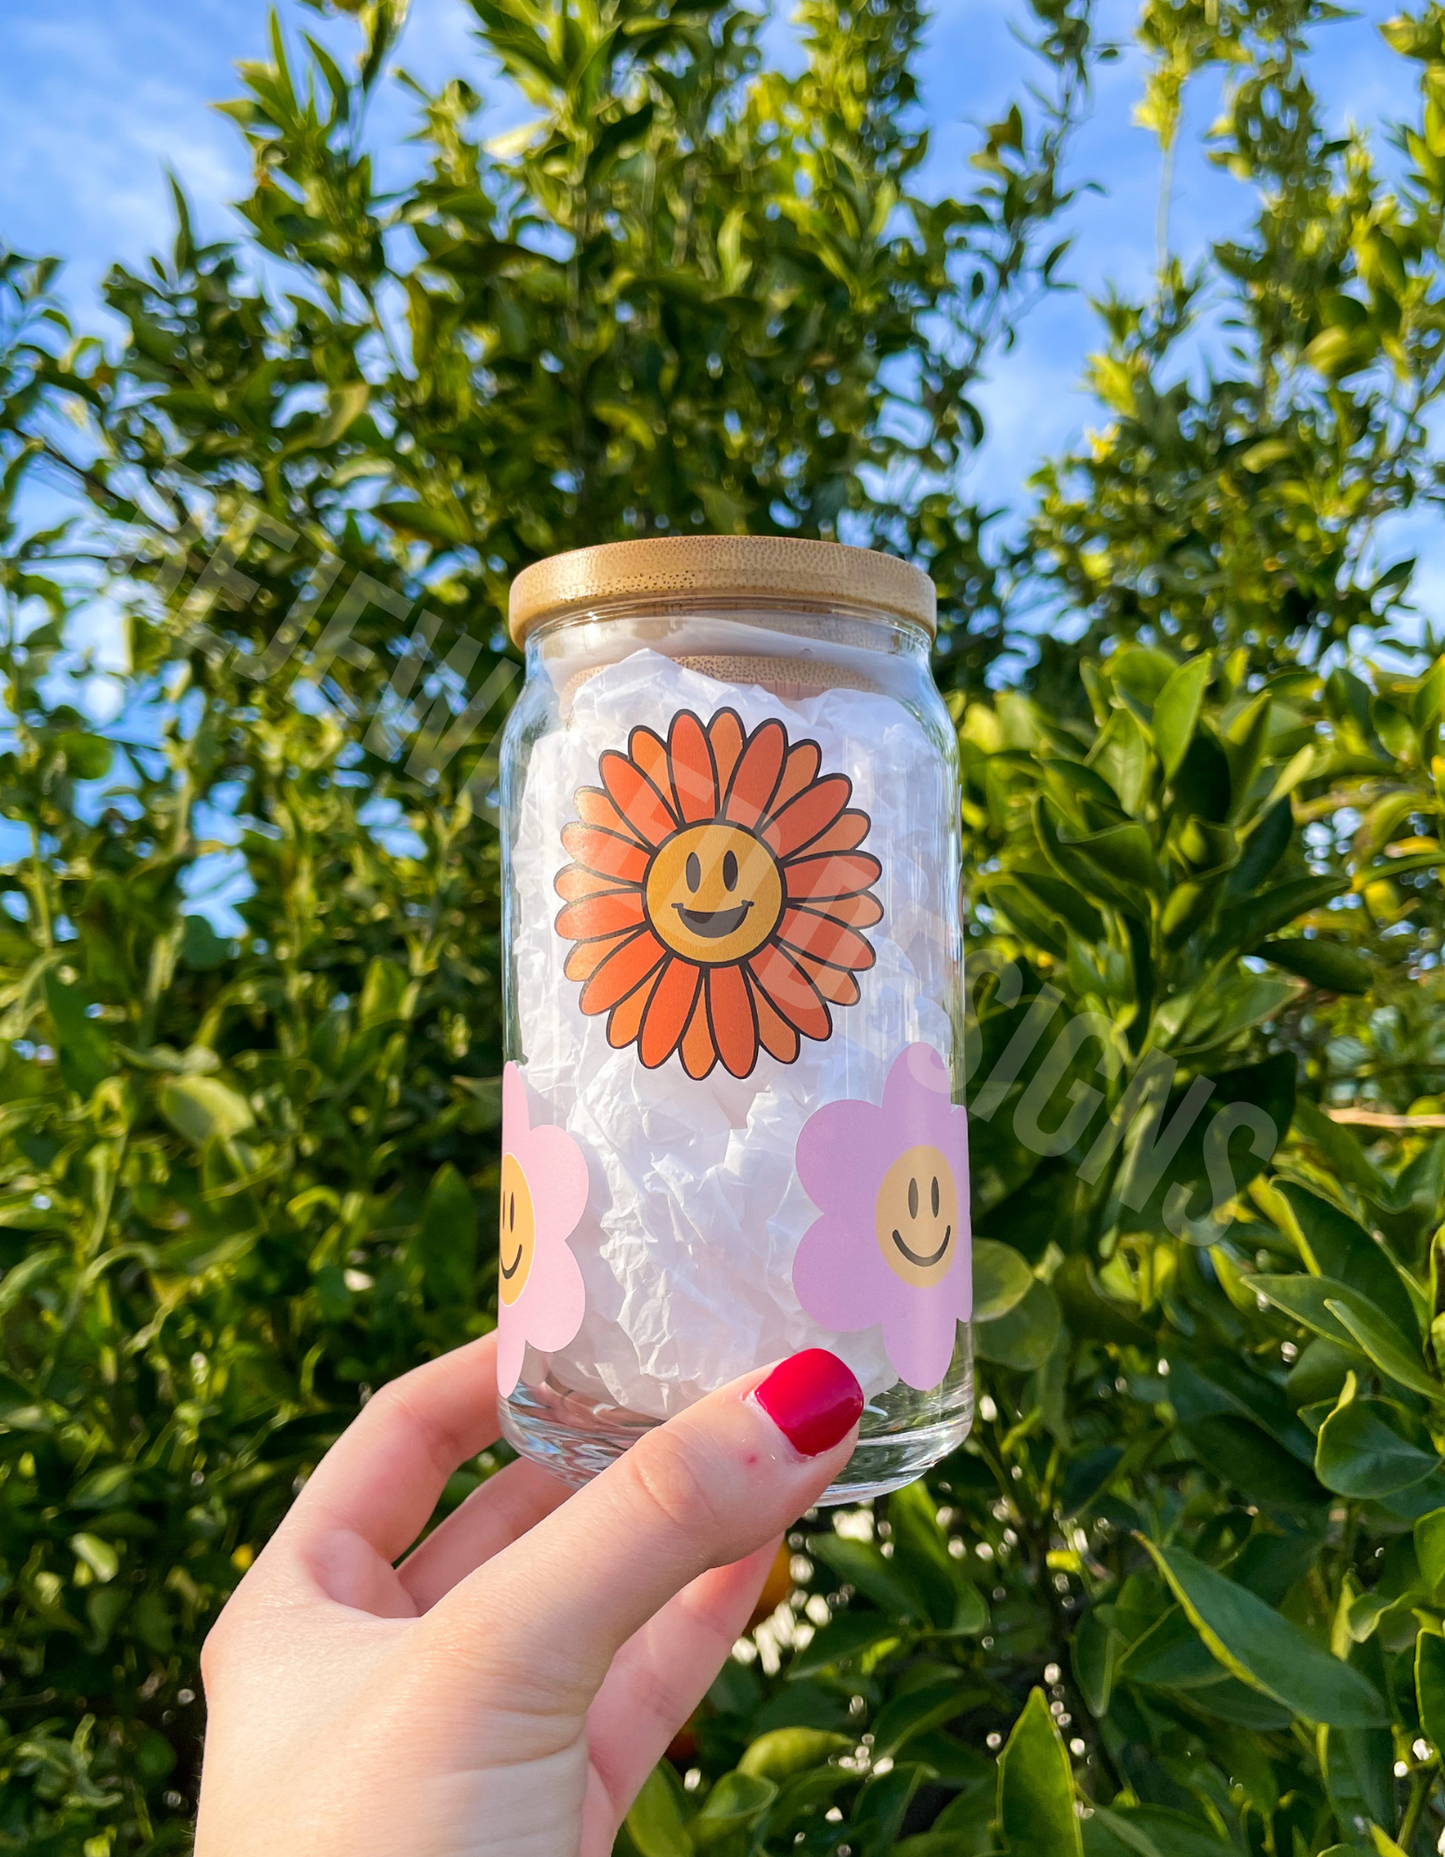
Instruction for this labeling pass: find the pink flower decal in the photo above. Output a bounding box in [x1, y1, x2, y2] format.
[496, 1062, 589, 1397]
[792, 1043, 972, 1392]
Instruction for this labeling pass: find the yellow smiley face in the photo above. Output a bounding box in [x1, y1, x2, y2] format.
[874, 1145, 959, 1289]
[644, 823, 784, 965]
[498, 1153, 537, 1306]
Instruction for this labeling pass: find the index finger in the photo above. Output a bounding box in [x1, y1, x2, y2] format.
[280, 1333, 504, 1565]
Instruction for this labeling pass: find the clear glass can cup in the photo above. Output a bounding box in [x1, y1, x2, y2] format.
[496, 536, 972, 1500]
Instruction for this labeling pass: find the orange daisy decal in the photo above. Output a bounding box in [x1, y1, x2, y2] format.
[554, 708, 883, 1080]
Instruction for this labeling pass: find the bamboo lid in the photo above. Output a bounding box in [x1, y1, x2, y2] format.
[507, 536, 937, 644]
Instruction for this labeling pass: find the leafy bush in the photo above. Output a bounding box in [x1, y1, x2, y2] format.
[0, 0, 1444, 1852]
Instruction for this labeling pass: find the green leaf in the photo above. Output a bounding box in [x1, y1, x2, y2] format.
[972, 1239, 1034, 1322]
[1414, 1509, 1445, 1592]
[810, 1534, 930, 1622]
[180, 913, 233, 969]
[888, 1481, 987, 1633]
[70, 1532, 120, 1583]
[626, 1764, 692, 1857]
[1071, 1605, 1119, 1717]
[1324, 1298, 1439, 1402]
[1084, 1803, 1232, 1856]
[1210, 875, 1349, 958]
[315, 380, 370, 447]
[1226, 798, 1293, 896]
[1153, 655, 1212, 779]
[1069, 820, 1161, 890]
[850, 1764, 931, 1857]
[1290, 1101, 1389, 1202]
[1138, 1540, 1387, 1726]
[737, 1729, 850, 1781]
[787, 1608, 903, 1675]
[1256, 937, 1371, 993]
[158, 1073, 254, 1146]
[1251, 1273, 1377, 1353]
[44, 972, 115, 1097]
[359, 956, 412, 1029]
[691, 1771, 776, 1849]
[1054, 1256, 1152, 1346]
[974, 1277, 1061, 1371]
[870, 1681, 978, 1757]
[54, 731, 114, 780]
[1320, 1720, 1395, 1838]
[1183, 1414, 1322, 1511]
[1115, 1051, 1294, 1237]
[375, 498, 472, 548]
[1120, 1603, 1226, 1688]
[1239, 438, 1293, 473]
[1280, 1184, 1419, 1337]
[414, 1162, 477, 1304]
[1035, 799, 1149, 917]
[1316, 1386, 1439, 1498]
[1416, 1631, 1445, 1752]
[996, 1688, 1082, 1856]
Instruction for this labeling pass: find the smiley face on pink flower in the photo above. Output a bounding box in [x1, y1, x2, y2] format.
[496, 1063, 589, 1397]
[792, 1043, 971, 1392]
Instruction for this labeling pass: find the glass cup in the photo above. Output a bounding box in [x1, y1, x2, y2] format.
[495, 536, 972, 1500]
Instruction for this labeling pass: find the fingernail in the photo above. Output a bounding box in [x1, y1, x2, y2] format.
[751, 1350, 863, 1458]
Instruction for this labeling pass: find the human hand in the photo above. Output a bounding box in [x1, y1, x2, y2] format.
[194, 1337, 862, 1857]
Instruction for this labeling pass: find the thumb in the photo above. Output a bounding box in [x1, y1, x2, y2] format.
[422, 1349, 862, 1707]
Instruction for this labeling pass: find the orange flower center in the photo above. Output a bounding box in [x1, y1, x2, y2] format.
[644, 822, 784, 965]
[874, 1145, 959, 1288]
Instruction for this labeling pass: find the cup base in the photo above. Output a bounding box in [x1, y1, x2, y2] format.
[500, 1368, 973, 1503]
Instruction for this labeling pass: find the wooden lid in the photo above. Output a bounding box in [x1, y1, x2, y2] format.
[507, 536, 937, 644]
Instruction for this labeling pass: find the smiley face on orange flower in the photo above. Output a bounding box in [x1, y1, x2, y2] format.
[554, 709, 883, 1079]
[644, 822, 784, 965]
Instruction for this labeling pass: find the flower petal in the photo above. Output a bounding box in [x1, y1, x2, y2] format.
[777, 906, 877, 974]
[578, 928, 666, 1014]
[707, 709, 745, 797]
[764, 740, 822, 823]
[607, 961, 664, 1048]
[816, 891, 884, 930]
[575, 785, 645, 845]
[556, 890, 647, 943]
[517, 1238, 587, 1354]
[564, 929, 636, 982]
[680, 989, 718, 1079]
[707, 964, 759, 1077]
[797, 810, 871, 858]
[785, 851, 882, 902]
[762, 774, 851, 858]
[627, 726, 676, 817]
[795, 953, 861, 1007]
[792, 1213, 883, 1334]
[748, 971, 800, 1064]
[554, 865, 637, 903]
[560, 823, 650, 885]
[666, 711, 719, 823]
[723, 719, 787, 828]
[883, 1300, 962, 1394]
[747, 943, 832, 1043]
[495, 1309, 527, 1396]
[600, 749, 679, 847]
[638, 958, 702, 1069]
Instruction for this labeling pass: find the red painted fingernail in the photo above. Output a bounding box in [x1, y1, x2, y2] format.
[752, 1350, 863, 1458]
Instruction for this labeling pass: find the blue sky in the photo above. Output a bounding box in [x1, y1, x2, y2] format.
[0, 0, 1429, 634]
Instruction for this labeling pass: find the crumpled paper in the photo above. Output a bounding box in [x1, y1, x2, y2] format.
[510, 648, 958, 1415]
